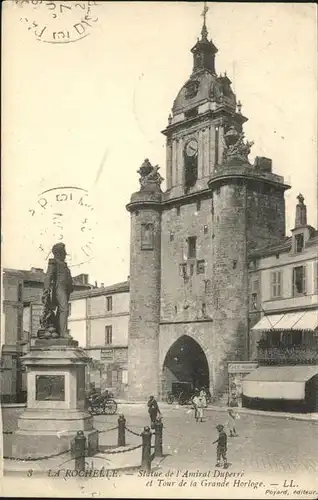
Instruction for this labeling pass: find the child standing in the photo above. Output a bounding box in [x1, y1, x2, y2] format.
[213, 424, 228, 468]
[196, 393, 205, 422]
[192, 391, 200, 422]
[227, 408, 238, 437]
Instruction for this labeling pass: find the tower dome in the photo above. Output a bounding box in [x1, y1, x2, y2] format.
[171, 5, 236, 117]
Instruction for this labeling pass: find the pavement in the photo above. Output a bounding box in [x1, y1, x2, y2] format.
[1, 402, 318, 476]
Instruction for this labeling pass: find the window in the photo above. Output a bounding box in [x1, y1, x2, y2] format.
[18, 284, 23, 302]
[204, 225, 208, 234]
[141, 223, 154, 250]
[295, 233, 304, 253]
[196, 200, 201, 211]
[250, 279, 259, 309]
[122, 369, 128, 384]
[271, 271, 282, 298]
[189, 263, 194, 276]
[106, 296, 112, 312]
[187, 236, 197, 259]
[112, 370, 120, 385]
[68, 303, 72, 316]
[185, 107, 198, 119]
[17, 313, 22, 340]
[179, 263, 187, 279]
[293, 266, 306, 295]
[197, 259, 205, 274]
[315, 262, 318, 292]
[105, 325, 112, 345]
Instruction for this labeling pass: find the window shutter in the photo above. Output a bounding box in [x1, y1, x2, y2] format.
[303, 266, 306, 293]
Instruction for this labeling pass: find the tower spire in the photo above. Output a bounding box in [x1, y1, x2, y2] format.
[201, 1, 209, 40]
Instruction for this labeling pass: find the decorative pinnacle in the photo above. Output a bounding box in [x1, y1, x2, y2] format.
[201, 1, 209, 40]
[297, 193, 305, 205]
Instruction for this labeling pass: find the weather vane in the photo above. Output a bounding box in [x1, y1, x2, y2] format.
[201, 1, 209, 39]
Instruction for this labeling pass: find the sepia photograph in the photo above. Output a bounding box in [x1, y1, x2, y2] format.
[1, 1, 317, 498]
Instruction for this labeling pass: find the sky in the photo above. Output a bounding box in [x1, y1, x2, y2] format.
[2, 2, 317, 286]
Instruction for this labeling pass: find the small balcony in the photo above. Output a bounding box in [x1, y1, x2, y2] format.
[257, 344, 318, 365]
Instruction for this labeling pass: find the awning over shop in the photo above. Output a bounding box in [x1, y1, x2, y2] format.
[242, 366, 318, 400]
[251, 310, 318, 331]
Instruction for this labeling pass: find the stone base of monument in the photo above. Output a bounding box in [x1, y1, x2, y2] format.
[12, 338, 99, 460]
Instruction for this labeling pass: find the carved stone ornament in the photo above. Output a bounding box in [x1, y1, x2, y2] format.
[137, 159, 163, 189]
[185, 80, 199, 99]
[222, 126, 254, 165]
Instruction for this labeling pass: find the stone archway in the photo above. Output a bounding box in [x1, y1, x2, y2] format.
[162, 335, 209, 397]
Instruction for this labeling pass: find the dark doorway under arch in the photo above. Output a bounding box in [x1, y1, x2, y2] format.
[162, 335, 209, 396]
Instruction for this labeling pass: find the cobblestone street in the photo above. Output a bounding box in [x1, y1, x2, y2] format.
[3, 403, 317, 477]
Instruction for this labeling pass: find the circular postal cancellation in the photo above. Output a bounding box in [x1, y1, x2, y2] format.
[28, 186, 98, 268]
[14, 0, 99, 44]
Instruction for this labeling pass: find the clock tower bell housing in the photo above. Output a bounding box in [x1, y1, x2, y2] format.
[127, 19, 290, 400]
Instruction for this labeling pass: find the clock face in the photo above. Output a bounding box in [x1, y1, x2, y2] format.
[28, 186, 98, 269]
[185, 139, 198, 157]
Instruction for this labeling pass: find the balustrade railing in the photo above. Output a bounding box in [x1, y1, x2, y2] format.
[257, 345, 318, 365]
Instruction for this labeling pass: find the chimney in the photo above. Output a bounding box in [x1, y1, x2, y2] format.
[94, 281, 98, 288]
[101, 283, 104, 288]
[295, 193, 307, 228]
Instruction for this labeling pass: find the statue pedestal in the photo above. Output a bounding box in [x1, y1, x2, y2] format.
[12, 339, 99, 459]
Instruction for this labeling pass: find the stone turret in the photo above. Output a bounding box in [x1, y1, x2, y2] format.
[126, 160, 163, 399]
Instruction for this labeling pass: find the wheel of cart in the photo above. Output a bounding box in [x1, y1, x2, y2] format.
[178, 391, 189, 406]
[166, 392, 175, 404]
[103, 399, 118, 415]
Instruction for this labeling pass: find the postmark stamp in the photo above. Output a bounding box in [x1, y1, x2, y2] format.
[28, 186, 97, 267]
[15, 0, 99, 44]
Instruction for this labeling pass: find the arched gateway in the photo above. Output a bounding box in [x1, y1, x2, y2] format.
[162, 335, 209, 397]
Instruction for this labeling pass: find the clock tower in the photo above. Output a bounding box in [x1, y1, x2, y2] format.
[127, 5, 290, 401]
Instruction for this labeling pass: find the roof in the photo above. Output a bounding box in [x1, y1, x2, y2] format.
[3, 267, 92, 289]
[248, 228, 318, 260]
[244, 365, 318, 382]
[172, 71, 236, 115]
[70, 280, 130, 300]
[248, 237, 292, 260]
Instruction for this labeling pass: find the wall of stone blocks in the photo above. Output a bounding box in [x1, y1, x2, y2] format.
[128, 207, 161, 399]
[160, 198, 214, 323]
[246, 184, 286, 249]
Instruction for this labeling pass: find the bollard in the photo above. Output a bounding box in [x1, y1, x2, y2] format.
[154, 417, 163, 458]
[141, 426, 152, 472]
[74, 430, 86, 473]
[117, 414, 126, 447]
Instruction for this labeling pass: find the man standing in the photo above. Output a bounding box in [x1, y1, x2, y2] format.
[147, 395, 161, 429]
[43, 243, 74, 338]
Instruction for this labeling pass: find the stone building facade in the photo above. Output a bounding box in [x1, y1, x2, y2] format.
[126, 17, 290, 400]
[243, 196, 318, 412]
[68, 281, 130, 398]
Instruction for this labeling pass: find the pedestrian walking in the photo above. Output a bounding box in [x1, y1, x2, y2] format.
[147, 395, 161, 429]
[200, 388, 207, 408]
[227, 408, 239, 437]
[192, 390, 200, 422]
[212, 424, 228, 468]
